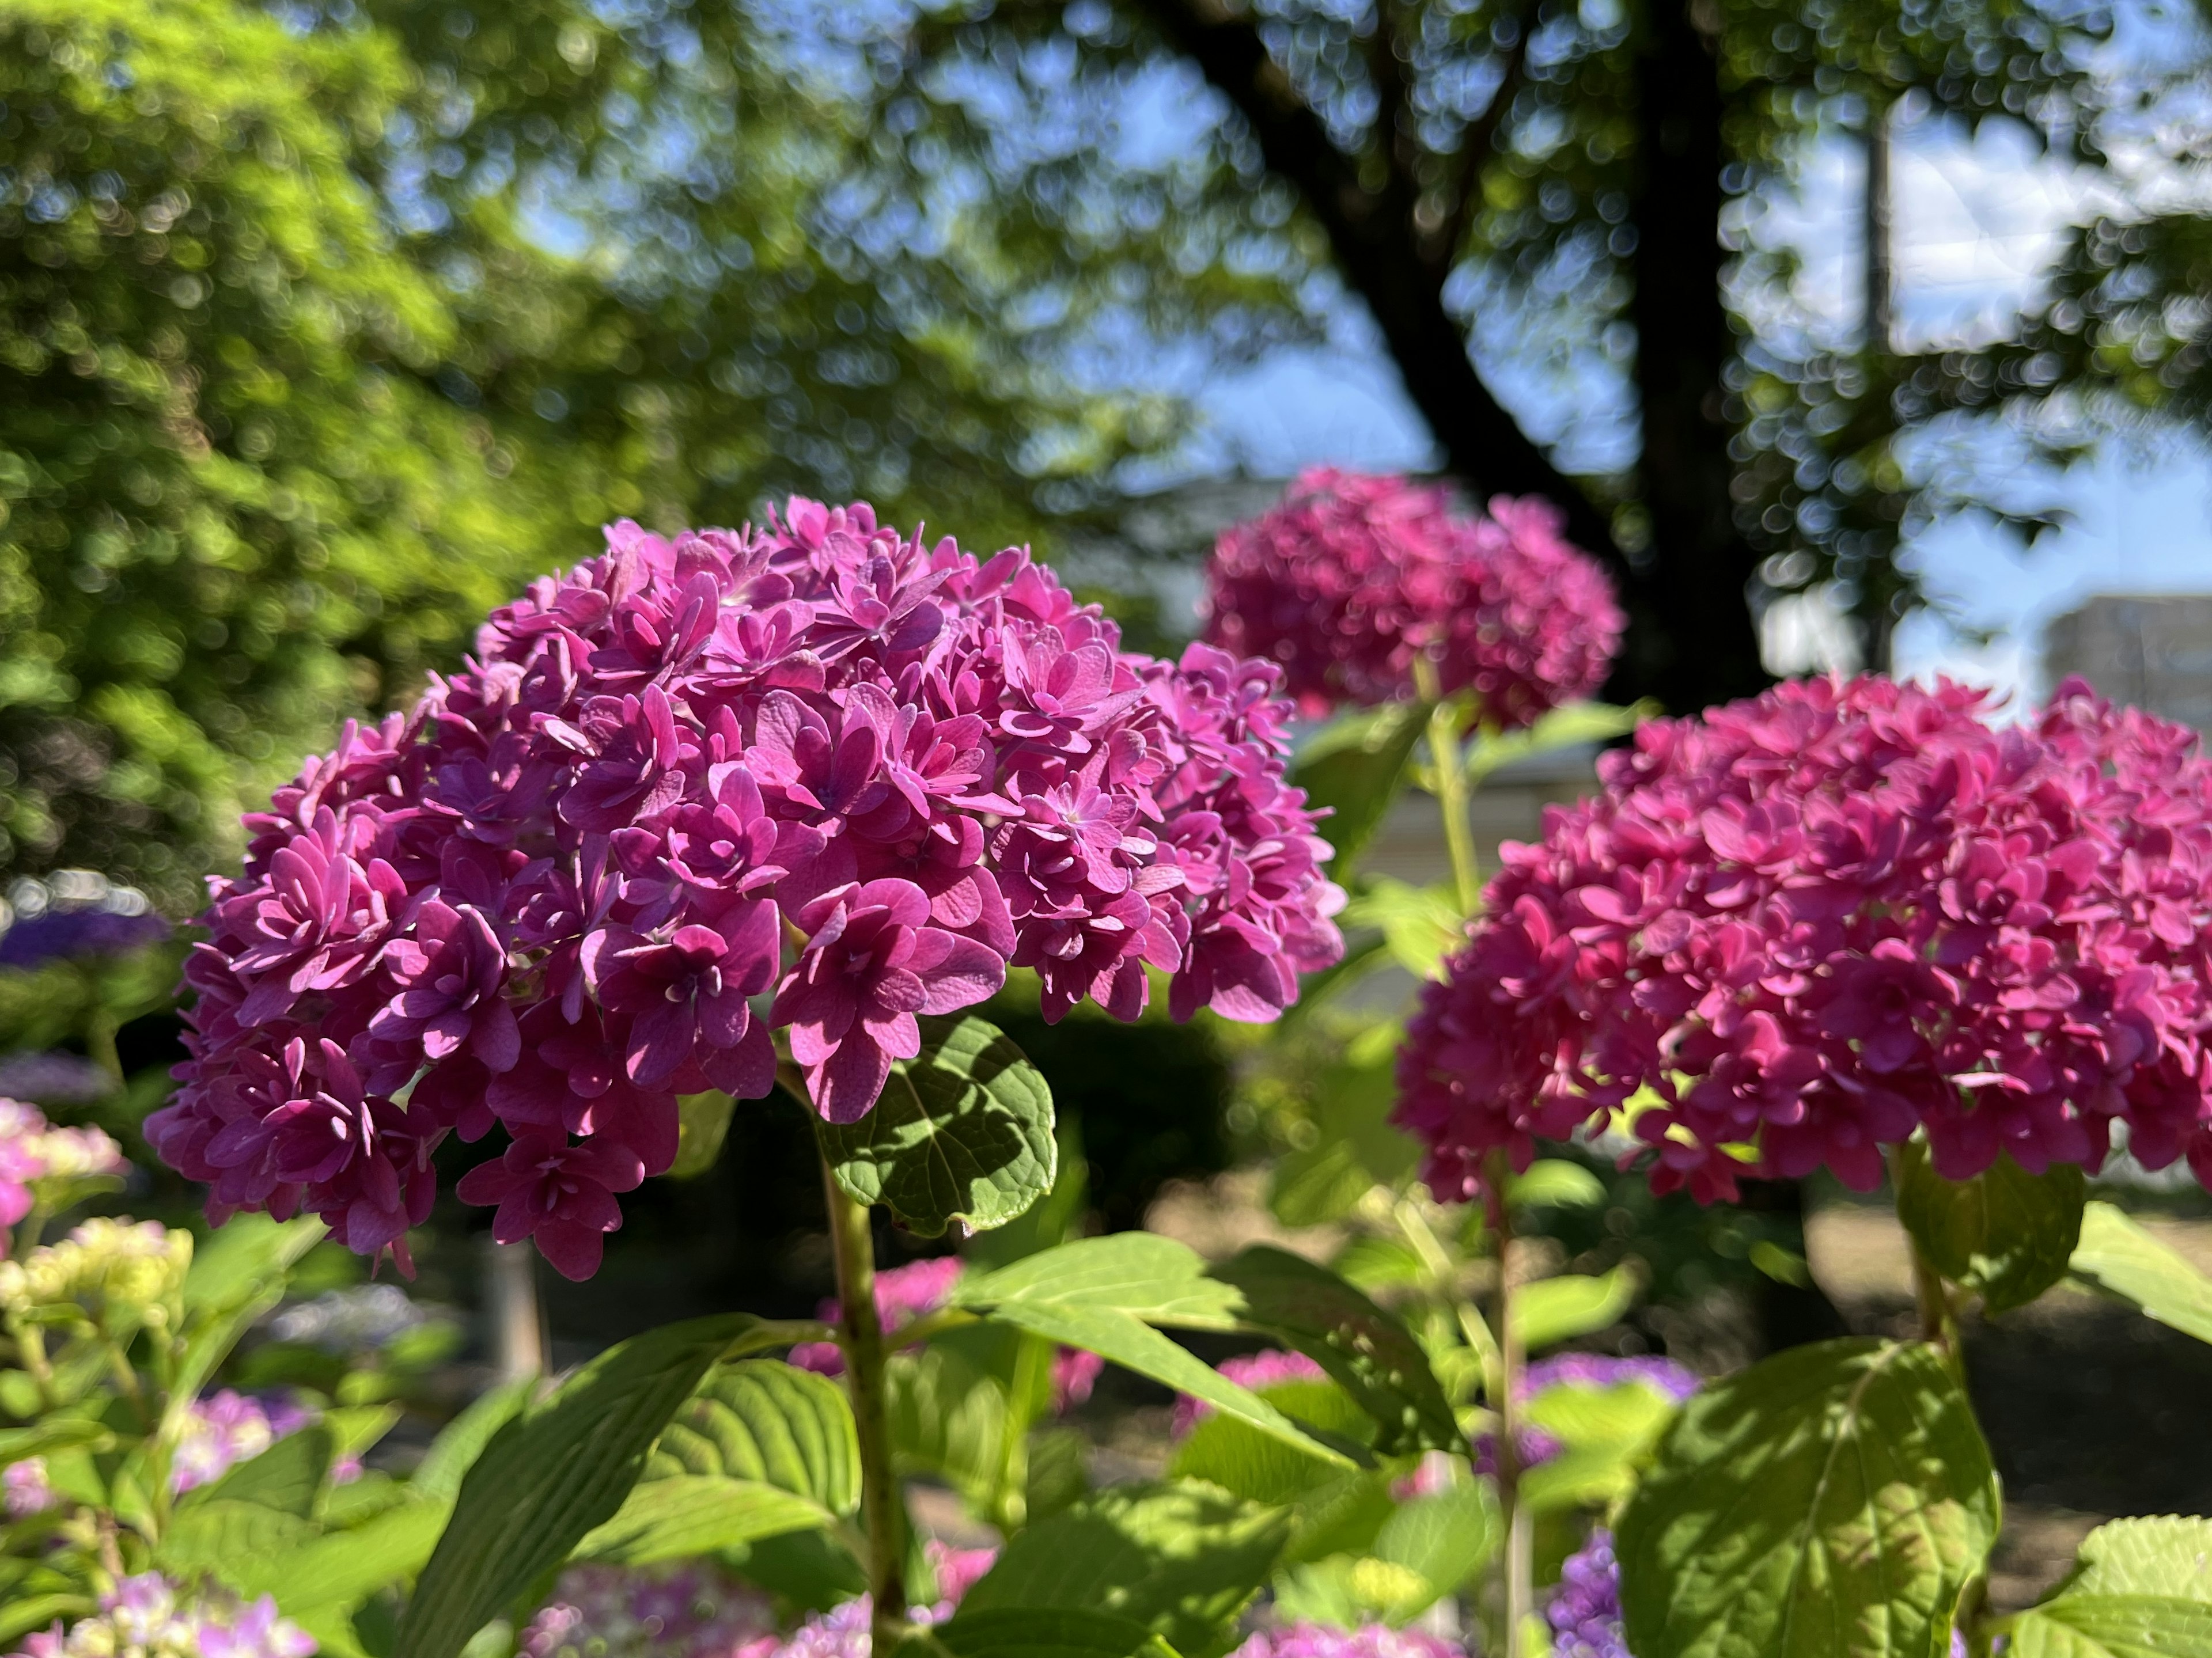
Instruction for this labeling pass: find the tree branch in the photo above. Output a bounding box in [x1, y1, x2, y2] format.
[1138, 0, 1625, 571]
[1431, 15, 1529, 275]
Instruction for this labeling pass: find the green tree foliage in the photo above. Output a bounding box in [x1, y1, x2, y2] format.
[0, 0, 598, 897]
[0, 0, 1313, 900]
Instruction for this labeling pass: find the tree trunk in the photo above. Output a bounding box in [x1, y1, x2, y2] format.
[1620, 0, 1770, 712]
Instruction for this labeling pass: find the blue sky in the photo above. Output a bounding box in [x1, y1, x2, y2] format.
[1176, 104, 2212, 713]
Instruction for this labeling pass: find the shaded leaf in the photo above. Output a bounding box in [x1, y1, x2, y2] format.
[669, 1092, 737, 1178]
[575, 1474, 831, 1565]
[646, 1359, 859, 1514]
[1896, 1141, 2084, 1314]
[228, 1498, 451, 1614]
[1291, 701, 1427, 875]
[883, 1345, 1007, 1512]
[821, 1015, 1055, 1237]
[924, 1608, 1183, 1658]
[1168, 1376, 1368, 1507]
[1617, 1337, 1999, 1658]
[182, 1425, 332, 1519]
[960, 1481, 1291, 1658]
[1207, 1246, 1462, 1455]
[1268, 1056, 1418, 1228]
[181, 1215, 326, 1314]
[156, 1499, 318, 1576]
[396, 1315, 772, 1658]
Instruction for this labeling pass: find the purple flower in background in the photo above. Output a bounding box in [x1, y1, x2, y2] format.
[4, 1456, 57, 1517]
[1522, 1354, 1699, 1402]
[1231, 1625, 1465, 1658]
[0, 873, 169, 969]
[9, 1572, 313, 1658]
[1479, 1353, 1700, 1477]
[521, 1543, 993, 1658]
[1547, 1530, 1630, 1658]
[0, 1053, 112, 1106]
[518, 1562, 778, 1658]
[171, 1390, 319, 1494]
[1172, 1348, 1327, 1438]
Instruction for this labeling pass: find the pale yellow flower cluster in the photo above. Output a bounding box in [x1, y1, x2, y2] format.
[0, 1219, 192, 1325]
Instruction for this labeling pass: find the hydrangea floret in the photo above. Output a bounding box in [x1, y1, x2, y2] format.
[150, 504, 1344, 1277]
[1229, 1623, 1465, 1658]
[1200, 468, 1622, 724]
[789, 1255, 1103, 1410]
[0, 1099, 127, 1228]
[1398, 675, 2212, 1201]
[8, 1572, 314, 1658]
[1545, 1530, 1629, 1658]
[171, 1389, 325, 1495]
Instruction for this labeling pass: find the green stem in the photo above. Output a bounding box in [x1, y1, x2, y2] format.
[818, 1145, 908, 1646]
[1888, 1148, 1960, 1356]
[1412, 657, 1482, 916]
[1485, 1148, 1531, 1658]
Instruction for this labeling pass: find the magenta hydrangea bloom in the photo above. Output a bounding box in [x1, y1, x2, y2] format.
[1171, 1347, 1327, 1437]
[1199, 468, 1622, 724]
[151, 504, 1344, 1277]
[1231, 1624, 1465, 1658]
[1546, 1530, 1629, 1658]
[1398, 674, 2212, 1202]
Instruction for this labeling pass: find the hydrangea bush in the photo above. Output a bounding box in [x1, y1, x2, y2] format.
[46, 483, 2212, 1658]
[151, 504, 1344, 1278]
[1397, 675, 2212, 1202]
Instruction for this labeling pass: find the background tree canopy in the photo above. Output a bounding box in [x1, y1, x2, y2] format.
[9, 0, 2212, 901]
[0, 0, 1311, 901]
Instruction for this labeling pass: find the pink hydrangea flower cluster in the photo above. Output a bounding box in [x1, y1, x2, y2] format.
[519, 1562, 777, 1658]
[149, 504, 1344, 1278]
[0, 1099, 126, 1229]
[520, 1544, 994, 1658]
[789, 1255, 1104, 1411]
[1230, 1624, 1464, 1658]
[10, 1573, 313, 1658]
[1200, 469, 1622, 724]
[1170, 1347, 1326, 1437]
[1399, 675, 2212, 1202]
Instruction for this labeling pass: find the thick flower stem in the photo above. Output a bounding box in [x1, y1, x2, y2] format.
[819, 1148, 908, 1645]
[1412, 656, 1482, 917]
[1484, 1147, 1532, 1658]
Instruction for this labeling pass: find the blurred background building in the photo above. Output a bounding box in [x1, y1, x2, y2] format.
[2044, 596, 2212, 733]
